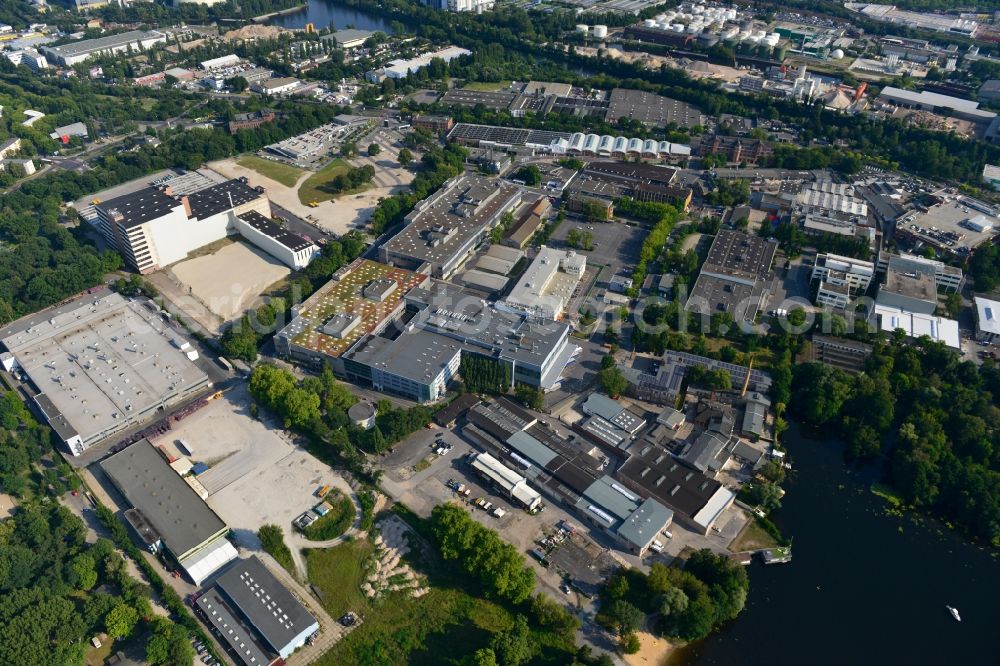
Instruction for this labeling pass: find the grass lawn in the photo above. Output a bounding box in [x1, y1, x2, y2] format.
[303, 492, 355, 541]
[297, 158, 369, 205]
[462, 80, 511, 91]
[305, 539, 374, 618]
[236, 155, 305, 188]
[729, 518, 780, 552]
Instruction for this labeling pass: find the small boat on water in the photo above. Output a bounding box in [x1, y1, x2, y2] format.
[946, 605, 961, 622]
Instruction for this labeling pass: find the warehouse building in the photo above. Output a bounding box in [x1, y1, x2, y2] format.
[43, 30, 167, 66]
[615, 441, 735, 535]
[878, 86, 997, 123]
[331, 28, 374, 49]
[685, 230, 777, 325]
[233, 211, 318, 269]
[469, 452, 543, 511]
[102, 439, 237, 584]
[381, 173, 522, 279]
[605, 88, 705, 128]
[93, 178, 274, 273]
[0, 290, 209, 456]
[197, 556, 318, 665]
[974, 296, 1000, 344]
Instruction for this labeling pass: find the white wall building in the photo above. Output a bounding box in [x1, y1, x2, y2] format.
[501, 246, 586, 320]
[42, 30, 166, 66]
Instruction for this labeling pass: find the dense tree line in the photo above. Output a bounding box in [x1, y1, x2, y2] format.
[430, 504, 536, 604]
[597, 552, 748, 647]
[322, 164, 376, 196]
[0, 393, 196, 666]
[791, 339, 1000, 545]
[623, 200, 681, 297]
[461, 354, 511, 395]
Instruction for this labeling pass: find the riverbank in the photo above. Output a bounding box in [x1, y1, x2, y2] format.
[624, 631, 676, 666]
[253, 3, 306, 22]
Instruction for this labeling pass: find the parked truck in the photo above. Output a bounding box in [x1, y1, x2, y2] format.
[176, 439, 194, 456]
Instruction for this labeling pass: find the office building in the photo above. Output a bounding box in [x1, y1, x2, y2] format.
[974, 296, 1000, 344]
[42, 30, 167, 66]
[811, 253, 875, 308]
[229, 110, 276, 134]
[685, 230, 778, 324]
[93, 178, 274, 273]
[102, 440, 237, 584]
[0, 290, 209, 456]
[3, 47, 48, 70]
[501, 246, 586, 320]
[381, 173, 522, 278]
[344, 328, 463, 403]
[198, 556, 318, 664]
[805, 334, 872, 374]
[404, 281, 577, 391]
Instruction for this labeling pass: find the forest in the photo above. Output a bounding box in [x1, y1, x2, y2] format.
[596, 551, 749, 652]
[790, 339, 1000, 545]
[0, 389, 197, 666]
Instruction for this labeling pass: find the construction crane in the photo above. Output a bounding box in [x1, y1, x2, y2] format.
[741, 354, 755, 397]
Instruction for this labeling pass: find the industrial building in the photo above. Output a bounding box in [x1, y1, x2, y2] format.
[447, 122, 573, 150]
[274, 258, 427, 373]
[500, 246, 586, 320]
[196, 556, 318, 665]
[623, 351, 772, 405]
[380, 173, 522, 279]
[330, 28, 374, 49]
[345, 328, 464, 403]
[804, 334, 872, 374]
[614, 441, 735, 535]
[102, 439, 237, 584]
[92, 178, 317, 273]
[464, 398, 673, 555]
[369, 46, 470, 81]
[869, 305, 959, 349]
[875, 252, 963, 293]
[564, 161, 692, 213]
[877, 86, 996, 123]
[0, 290, 210, 456]
[606, 88, 704, 128]
[42, 30, 167, 66]
[685, 230, 778, 325]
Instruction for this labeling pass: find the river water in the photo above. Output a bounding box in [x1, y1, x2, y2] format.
[267, 0, 396, 32]
[682, 425, 997, 666]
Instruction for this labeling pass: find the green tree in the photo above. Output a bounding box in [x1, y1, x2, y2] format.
[105, 603, 139, 639]
[657, 587, 689, 618]
[621, 632, 641, 654]
[598, 366, 628, 398]
[69, 553, 97, 591]
[341, 142, 358, 158]
[398, 148, 413, 166]
[491, 615, 536, 666]
[368, 142, 381, 156]
[472, 648, 498, 666]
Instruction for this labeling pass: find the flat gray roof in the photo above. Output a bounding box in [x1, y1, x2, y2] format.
[0, 290, 209, 449]
[215, 556, 318, 655]
[101, 439, 228, 558]
[196, 589, 275, 666]
[45, 30, 163, 58]
[347, 328, 463, 384]
[616, 497, 673, 549]
[384, 174, 521, 269]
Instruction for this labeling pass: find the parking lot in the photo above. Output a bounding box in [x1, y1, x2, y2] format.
[152, 384, 347, 574]
[549, 219, 648, 290]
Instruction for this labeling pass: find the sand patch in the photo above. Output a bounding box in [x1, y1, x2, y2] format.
[169, 241, 289, 320]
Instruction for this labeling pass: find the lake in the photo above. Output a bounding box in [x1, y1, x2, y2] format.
[268, 0, 397, 33]
[682, 425, 997, 666]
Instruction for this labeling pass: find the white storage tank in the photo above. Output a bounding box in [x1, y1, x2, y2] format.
[673, 24, 686, 32]
[644, 18, 657, 27]
[576, 24, 589, 34]
[593, 24, 608, 39]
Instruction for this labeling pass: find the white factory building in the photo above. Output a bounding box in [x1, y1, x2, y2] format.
[93, 178, 317, 273]
[42, 30, 167, 66]
[500, 246, 586, 320]
[550, 133, 691, 159]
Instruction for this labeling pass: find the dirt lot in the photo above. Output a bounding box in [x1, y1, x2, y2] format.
[168, 241, 289, 322]
[155, 384, 348, 577]
[208, 157, 317, 221]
